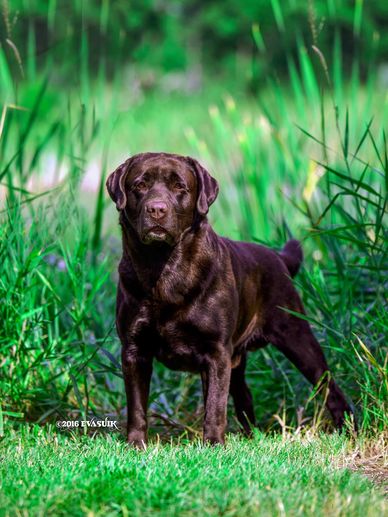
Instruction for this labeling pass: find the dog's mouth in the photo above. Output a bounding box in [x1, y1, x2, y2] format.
[143, 225, 172, 244]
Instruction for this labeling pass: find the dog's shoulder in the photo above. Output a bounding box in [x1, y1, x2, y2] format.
[117, 256, 144, 300]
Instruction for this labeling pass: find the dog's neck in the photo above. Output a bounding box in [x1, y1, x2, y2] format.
[119, 217, 214, 302]
[119, 221, 169, 283]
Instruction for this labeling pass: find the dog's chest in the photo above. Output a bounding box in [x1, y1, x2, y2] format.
[129, 302, 207, 372]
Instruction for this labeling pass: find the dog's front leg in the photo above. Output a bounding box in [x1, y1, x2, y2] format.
[201, 352, 231, 445]
[122, 346, 153, 448]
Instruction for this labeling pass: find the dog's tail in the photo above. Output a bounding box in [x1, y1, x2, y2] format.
[279, 239, 303, 278]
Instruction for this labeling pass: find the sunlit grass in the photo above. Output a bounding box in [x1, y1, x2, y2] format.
[0, 426, 386, 516]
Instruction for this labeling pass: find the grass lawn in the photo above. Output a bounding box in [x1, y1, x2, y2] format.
[0, 426, 386, 516]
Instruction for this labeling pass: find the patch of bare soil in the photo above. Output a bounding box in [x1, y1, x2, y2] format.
[335, 434, 388, 496]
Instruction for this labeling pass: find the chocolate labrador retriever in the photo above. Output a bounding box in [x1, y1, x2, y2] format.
[106, 152, 353, 446]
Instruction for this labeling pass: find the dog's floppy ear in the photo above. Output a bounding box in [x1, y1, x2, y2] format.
[187, 157, 219, 216]
[106, 156, 136, 210]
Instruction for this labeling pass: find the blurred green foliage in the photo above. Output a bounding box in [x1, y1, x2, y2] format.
[2, 0, 388, 88]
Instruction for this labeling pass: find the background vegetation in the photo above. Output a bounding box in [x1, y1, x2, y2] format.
[0, 0, 387, 441]
[3, 0, 388, 86]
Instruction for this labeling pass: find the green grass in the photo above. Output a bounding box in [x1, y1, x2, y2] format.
[0, 426, 386, 516]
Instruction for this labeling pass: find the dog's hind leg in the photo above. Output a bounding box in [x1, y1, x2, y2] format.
[229, 353, 256, 435]
[270, 314, 354, 430]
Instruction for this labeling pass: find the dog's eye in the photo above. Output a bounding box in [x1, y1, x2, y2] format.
[174, 182, 186, 190]
[133, 181, 147, 191]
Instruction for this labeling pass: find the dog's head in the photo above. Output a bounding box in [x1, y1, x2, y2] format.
[106, 152, 219, 246]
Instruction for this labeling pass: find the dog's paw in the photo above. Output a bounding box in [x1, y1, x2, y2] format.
[203, 433, 225, 446]
[127, 432, 147, 449]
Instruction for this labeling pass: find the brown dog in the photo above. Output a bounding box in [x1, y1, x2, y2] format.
[106, 152, 353, 446]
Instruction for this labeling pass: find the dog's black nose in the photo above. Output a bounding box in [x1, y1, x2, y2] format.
[146, 200, 168, 220]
